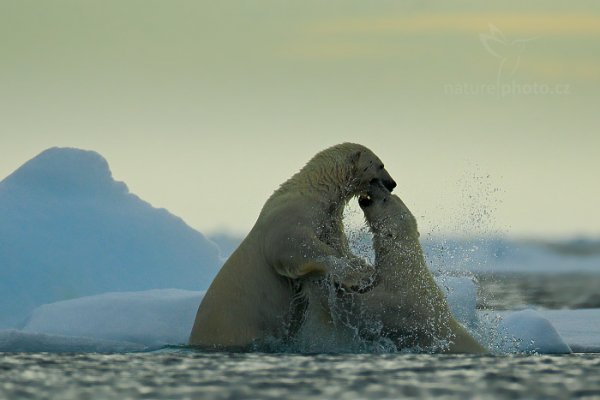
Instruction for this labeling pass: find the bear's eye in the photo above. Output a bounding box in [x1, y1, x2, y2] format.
[379, 164, 384, 170]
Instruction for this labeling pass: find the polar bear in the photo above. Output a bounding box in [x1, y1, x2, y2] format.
[189, 143, 396, 350]
[352, 184, 486, 353]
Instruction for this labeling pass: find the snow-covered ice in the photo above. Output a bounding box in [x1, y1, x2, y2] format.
[0, 330, 146, 353]
[22, 289, 204, 348]
[0, 289, 203, 352]
[498, 309, 572, 354]
[0, 148, 222, 328]
[535, 309, 600, 353]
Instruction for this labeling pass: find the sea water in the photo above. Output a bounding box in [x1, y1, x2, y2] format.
[1, 351, 599, 399]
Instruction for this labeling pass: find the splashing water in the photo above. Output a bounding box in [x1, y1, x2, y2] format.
[310, 173, 514, 354]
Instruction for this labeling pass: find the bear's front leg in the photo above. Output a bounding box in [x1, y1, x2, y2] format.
[266, 227, 341, 279]
[324, 255, 377, 293]
[266, 226, 376, 290]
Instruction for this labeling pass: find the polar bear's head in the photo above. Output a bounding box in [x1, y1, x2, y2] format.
[358, 183, 419, 240]
[349, 146, 396, 194]
[285, 143, 396, 201]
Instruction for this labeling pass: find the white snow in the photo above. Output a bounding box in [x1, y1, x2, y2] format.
[0, 147, 222, 328]
[497, 309, 572, 354]
[537, 309, 600, 353]
[22, 289, 204, 348]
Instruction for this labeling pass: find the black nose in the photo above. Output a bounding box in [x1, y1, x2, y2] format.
[384, 179, 397, 192]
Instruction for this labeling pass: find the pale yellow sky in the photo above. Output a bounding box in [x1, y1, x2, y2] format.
[1, 1, 599, 238]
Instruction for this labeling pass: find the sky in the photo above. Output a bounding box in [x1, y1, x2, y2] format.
[1, 1, 599, 238]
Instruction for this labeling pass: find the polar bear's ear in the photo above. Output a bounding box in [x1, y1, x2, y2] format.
[350, 150, 362, 165]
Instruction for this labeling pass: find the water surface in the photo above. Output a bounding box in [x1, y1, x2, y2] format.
[2, 352, 599, 399]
